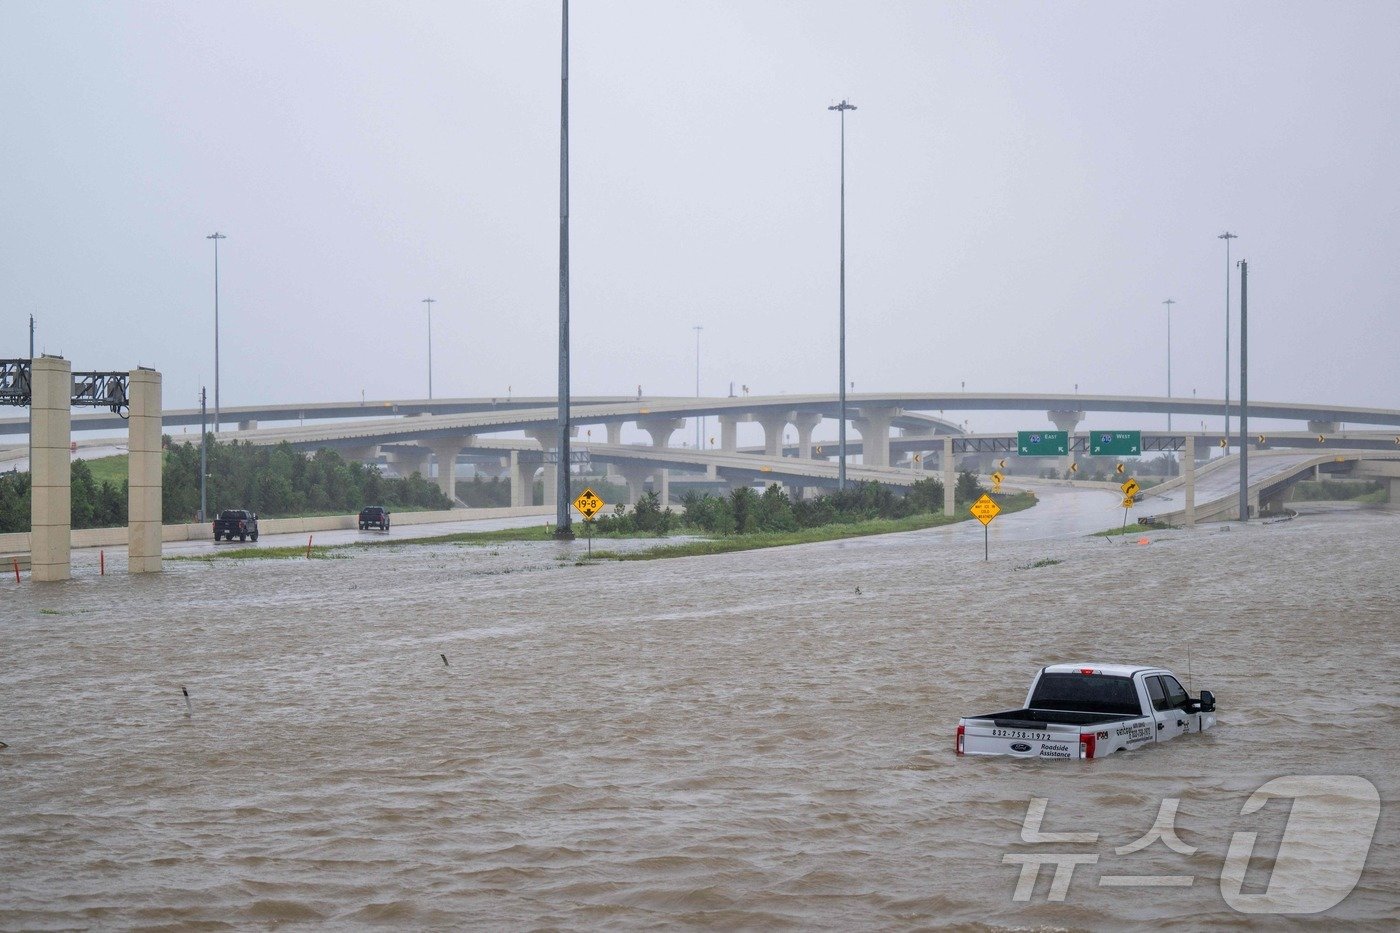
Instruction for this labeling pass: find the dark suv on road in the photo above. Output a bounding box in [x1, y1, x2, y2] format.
[358, 506, 390, 531]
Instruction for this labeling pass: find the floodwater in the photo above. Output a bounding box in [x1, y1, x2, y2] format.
[2, 486, 1397, 929]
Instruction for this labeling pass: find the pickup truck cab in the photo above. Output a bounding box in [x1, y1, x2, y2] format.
[213, 509, 259, 543]
[957, 664, 1216, 760]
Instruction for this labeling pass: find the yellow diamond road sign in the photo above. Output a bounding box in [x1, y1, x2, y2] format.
[991, 470, 1004, 485]
[1122, 495, 1136, 509]
[1121, 478, 1140, 497]
[970, 493, 1000, 526]
[572, 487, 605, 520]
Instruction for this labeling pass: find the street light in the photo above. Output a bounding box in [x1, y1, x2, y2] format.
[692, 325, 703, 449]
[422, 298, 436, 399]
[1162, 298, 1175, 432]
[206, 232, 226, 433]
[828, 98, 856, 490]
[1218, 232, 1237, 437]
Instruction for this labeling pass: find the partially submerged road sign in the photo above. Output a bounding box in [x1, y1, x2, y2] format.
[1017, 431, 1068, 456]
[1090, 431, 1141, 456]
[991, 470, 1004, 490]
[572, 487, 605, 519]
[970, 493, 1001, 526]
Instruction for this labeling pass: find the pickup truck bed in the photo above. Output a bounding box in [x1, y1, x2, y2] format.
[979, 709, 1139, 728]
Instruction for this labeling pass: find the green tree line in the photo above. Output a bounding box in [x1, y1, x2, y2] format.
[592, 473, 982, 536]
[0, 437, 450, 533]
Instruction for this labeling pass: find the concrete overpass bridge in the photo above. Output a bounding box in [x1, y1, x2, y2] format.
[1136, 449, 1400, 524]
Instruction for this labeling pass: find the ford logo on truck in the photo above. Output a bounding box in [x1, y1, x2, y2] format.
[1010, 742, 1032, 752]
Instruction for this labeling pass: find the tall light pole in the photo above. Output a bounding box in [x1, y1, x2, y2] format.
[1162, 298, 1175, 432]
[1238, 259, 1249, 522]
[1218, 231, 1237, 439]
[206, 232, 226, 433]
[554, 0, 573, 539]
[829, 99, 856, 490]
[199, 387, 208, 522]
[422, 298, 436, 399]
[693, 325, 703, 448]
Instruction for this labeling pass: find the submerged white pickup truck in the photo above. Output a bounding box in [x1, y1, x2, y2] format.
[956, 664, 1216, 760]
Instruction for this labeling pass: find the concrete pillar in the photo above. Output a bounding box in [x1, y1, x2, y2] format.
[793, 412, 822, 459]
[605, 423, 622, 446]
[719, 415, 738, 452]
[30, 356, 71, 582]
[388, 446, 430, 478]
[1048, 410, 1084, 476]
[1387, 477, 1400, 510]
[127, 368, 162, 574]
[852, 406, 898, 468]
[757, 414, 788, 457]
[509, 451, 534, 507]
[637, 417, 685, 449]
[237, 419, 258, 431]
[428, 437, 469, 500]
[339, 443, 379, 464]
[617, 464, 650, 506]
[1307, 420, 1339, 434]
[1183, 435, 1196, 527]
[943, 435, 955, 515]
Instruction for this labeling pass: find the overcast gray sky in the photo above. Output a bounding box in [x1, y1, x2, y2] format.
[3, 1, 1397, 435]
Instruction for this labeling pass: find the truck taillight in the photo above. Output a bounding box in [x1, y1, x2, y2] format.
[1079, 733, 1096, 759]
[956, 724, 965, 756]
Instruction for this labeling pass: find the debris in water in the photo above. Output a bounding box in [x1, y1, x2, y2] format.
[854, 586, 862, 595]
[181, 685, 193, 718]
[440, 653, 450, 667]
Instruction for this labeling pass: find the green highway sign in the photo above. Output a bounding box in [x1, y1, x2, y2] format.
[1089, 430, 1142, 456]
[1017, 430, 1068, 456]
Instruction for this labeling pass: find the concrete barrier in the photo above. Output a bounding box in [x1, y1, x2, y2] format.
[0, 504, 556, 557]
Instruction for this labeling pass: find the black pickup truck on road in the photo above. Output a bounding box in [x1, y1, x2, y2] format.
[358, 506, 390, 531]
[213, 509, 259, 542]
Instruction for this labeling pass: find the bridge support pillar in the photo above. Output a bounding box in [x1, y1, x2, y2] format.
[339, 444, 379, 464]
[428, 437, 472, 500]
[719, 415, 738, 452]
[793, 412, 822, 459]
[388, 446, 430, 478]
[509, 451, 534, 507]
[30, 356, 71, 582]
[853, 407, 898, 468]
[1307, 420, 1339, 435]
[757, 414, 789, 457]
[1386, 478, 1400, 510]
[238, 419, 258, 432]
[1047, 410, 1084, 475]
[638, 417, 685, 449]
[602, 423, 623, 481]
[526, 427, 576, 510]
[127, 368, 162, 574]
[943, 436, 955, 515]
[1183, 435, 1196, 527]
[616, 463, 651, 507]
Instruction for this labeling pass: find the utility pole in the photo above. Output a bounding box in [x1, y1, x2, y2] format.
[1162, 298, 1175, 432]
[1218, 231, 1237, 439]
[829, 99, 856, 490]
[554, 0, 574, 539]
[422, 298, 436, 399]
[199, 387, 208, 522]
[693, 325, 703, 448]
[207, 232, 226, 434]
[1238, 259, 1249, 522]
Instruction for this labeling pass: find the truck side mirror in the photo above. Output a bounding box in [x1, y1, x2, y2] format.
[1197, 690, 1215, 712]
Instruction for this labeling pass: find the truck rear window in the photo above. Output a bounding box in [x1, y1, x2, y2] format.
[1030, 673, 1141, 716]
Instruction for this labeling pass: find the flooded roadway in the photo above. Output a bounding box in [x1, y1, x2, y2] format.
[2, 485, 1396, 929]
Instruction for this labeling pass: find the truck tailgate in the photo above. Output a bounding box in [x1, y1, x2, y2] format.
[958, 719, 1085, 759]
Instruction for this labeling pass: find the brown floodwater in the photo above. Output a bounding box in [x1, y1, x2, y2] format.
[2, 487, 1397, 929]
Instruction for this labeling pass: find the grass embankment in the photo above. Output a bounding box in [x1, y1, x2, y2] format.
[82, 455, 129, 487]
[174, 493, 1040, 562]
[1092, 522, 1154, 538]
[584, 493, 1038, 561]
